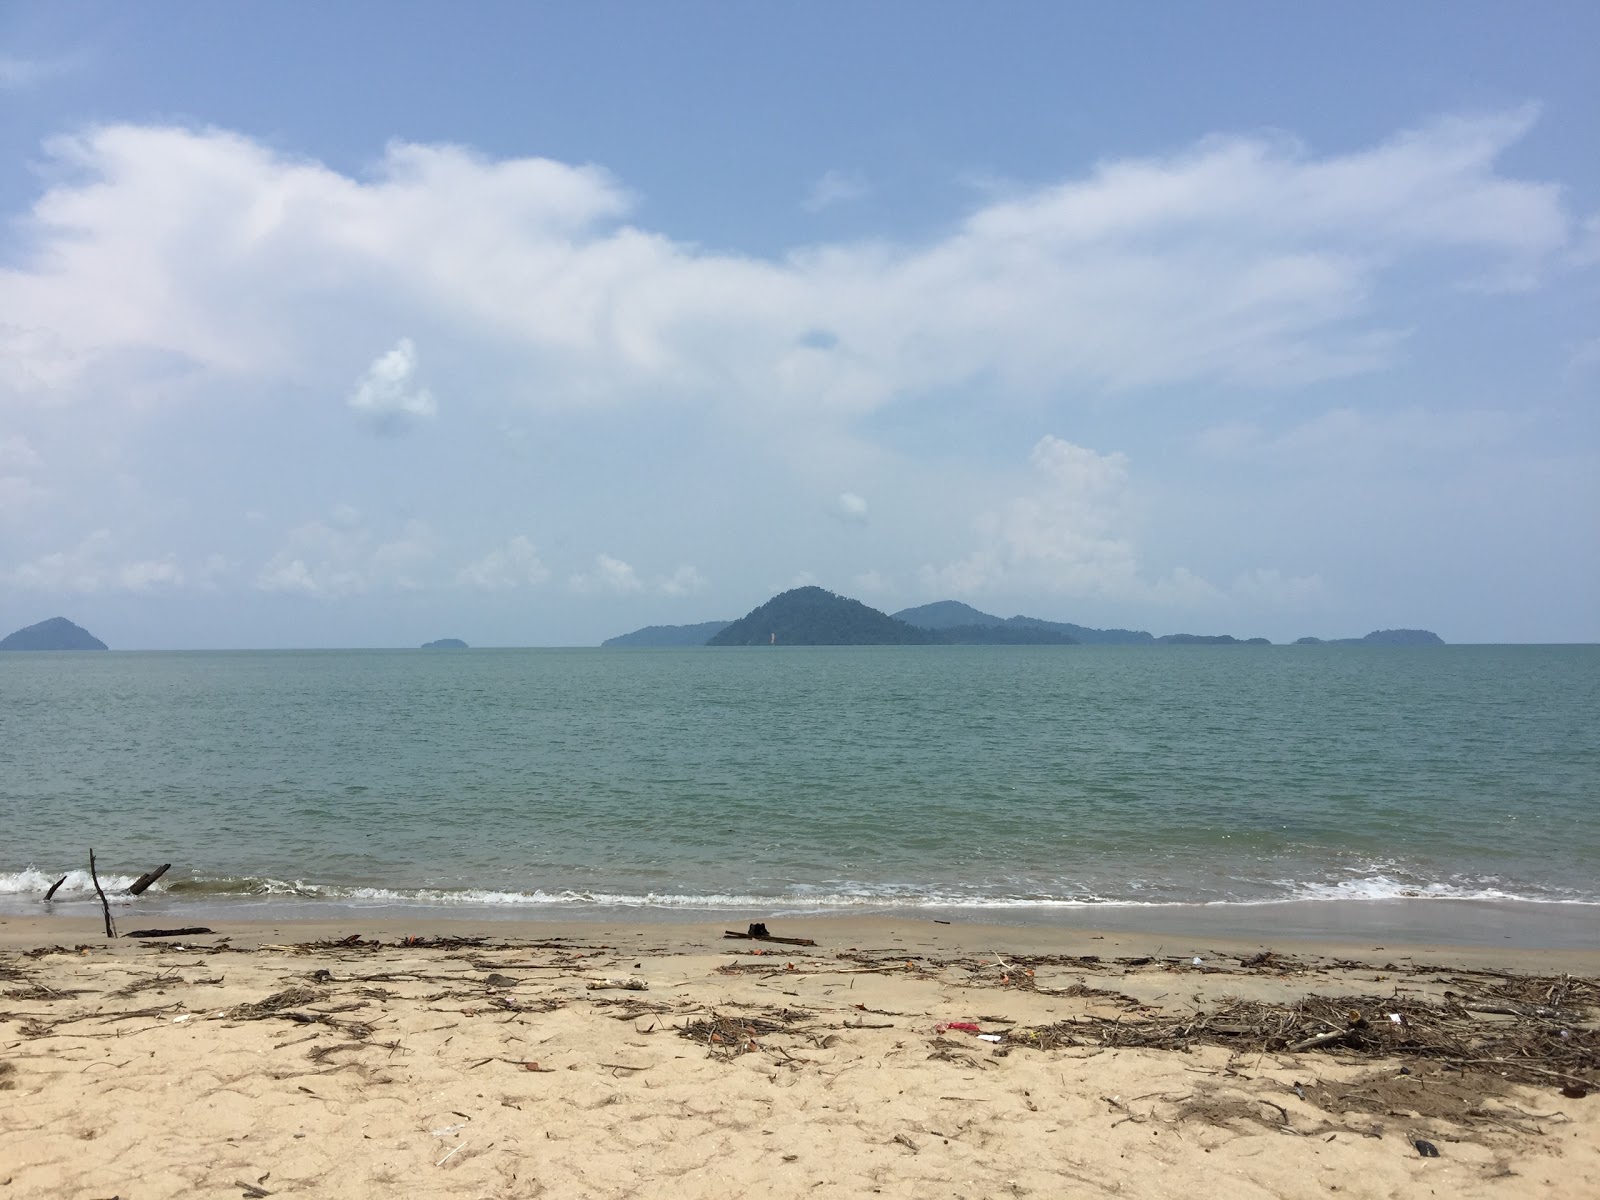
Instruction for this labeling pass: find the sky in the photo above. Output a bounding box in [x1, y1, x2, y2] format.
[1, 2, 1596, 647]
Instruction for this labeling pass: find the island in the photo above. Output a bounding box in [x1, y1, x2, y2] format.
[894, 601, 1152, 644]
[602, 593, 1438, 650]
[709, 587, 935, 646]
[420, 638, 468, 649]
[0, 617, 108, 651]
[1155, 633, 1271, 645]
[1294, 629, 1444, 646]
[602, 621, 732, 648]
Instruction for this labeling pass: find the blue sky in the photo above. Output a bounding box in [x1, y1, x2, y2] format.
[1, 2, 1596, 646]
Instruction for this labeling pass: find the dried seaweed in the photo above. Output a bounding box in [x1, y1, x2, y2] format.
[678, 1007, 816, 1059]
[1004, 987, 1598, 1090]
[227, 986, 326, 1019]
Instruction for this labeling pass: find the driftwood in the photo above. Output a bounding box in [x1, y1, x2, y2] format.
[88, 850, 115, 939]
[724, 923, 817, 947]
[124, 927, 214, 939]
[126, 864, 171, 896]
[41, 875, 68, 902]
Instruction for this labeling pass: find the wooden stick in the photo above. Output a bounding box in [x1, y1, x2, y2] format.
[126, 864, 171, 896]
[42, 874, 68, 902]
[723, 930, 817, 947]
[88, 849, 115, 939]
[124, 927, 214, 939]
[1289, 1028, 1351, 1052]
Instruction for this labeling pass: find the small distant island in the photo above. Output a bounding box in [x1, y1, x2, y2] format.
[1294, 629, 1444, 646]
[0, 617, 108, 651]
[420, 638, 468, 649]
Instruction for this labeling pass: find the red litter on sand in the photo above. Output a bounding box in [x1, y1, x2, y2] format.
[935, 1021, 981, 1034]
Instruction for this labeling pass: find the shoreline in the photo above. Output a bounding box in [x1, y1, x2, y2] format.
[5, 894, 1597, 952]
[5, 909, 1598, 971]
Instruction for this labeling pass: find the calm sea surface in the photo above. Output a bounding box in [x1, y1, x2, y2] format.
[2, 646, 1596, 921]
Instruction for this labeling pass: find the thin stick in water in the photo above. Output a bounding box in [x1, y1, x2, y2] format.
[89, 849, 116, 939]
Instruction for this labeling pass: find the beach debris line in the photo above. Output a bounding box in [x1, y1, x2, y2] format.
[724, 922, 817, 947]
[679, 1007, 817, 1060]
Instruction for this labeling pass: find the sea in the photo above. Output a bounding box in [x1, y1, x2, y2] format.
[2, 645, 1596, 942]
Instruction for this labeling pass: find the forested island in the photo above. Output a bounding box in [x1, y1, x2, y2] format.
[603, 621, 732, 648]
[0, 617, 108, 651]
[708, 588, 935, 645]
[892, 600, 1152, 644]
[602, 589, 1443, 648]
[1294, 629, 1444, 646]
[421, 638, 468, 649]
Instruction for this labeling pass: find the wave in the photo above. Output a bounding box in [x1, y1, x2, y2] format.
[4, 867, 1596, 910]
[0, 867, 155, 897]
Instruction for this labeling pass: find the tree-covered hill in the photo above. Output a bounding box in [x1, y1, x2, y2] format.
[708, 587, 935, 646]
[0, 617, 108, 651]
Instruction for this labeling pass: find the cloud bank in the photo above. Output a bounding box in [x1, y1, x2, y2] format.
[0, 109, 1575, 423]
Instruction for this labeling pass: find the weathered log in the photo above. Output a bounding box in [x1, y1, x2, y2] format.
[42, 874, 68, 902]
[124, 927, 214, 939]
[126, 864, 172, 896]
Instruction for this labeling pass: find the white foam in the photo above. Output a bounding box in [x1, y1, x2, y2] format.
[5, 869, 1594, 911]
[1281, 874, 1595, 905]
[0, 867, 151, 897]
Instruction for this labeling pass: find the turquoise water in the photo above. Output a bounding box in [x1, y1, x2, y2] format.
[2, 646, 1596, 918]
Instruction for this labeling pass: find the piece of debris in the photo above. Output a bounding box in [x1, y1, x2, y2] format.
[124, 927, 214, 939]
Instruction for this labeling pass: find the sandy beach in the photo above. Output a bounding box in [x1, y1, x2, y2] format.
[1, 914, 1596, 1199]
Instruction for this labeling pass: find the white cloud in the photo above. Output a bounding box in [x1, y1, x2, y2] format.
[347, 338, 436, 430]
[0, 55, 77, 91]
[255, 514, 435, 597]
[0, 473, 48, 515]
[0, 434, 41, 470]
[804, 169, 869, 212]
[1232, 567, 1325, 607]
[1571, 213, 1600, 268]
[924, 438, 1335, 610]
[924, 437, 1144, 598]
[456, 535, 550, 590]
[0, 111, 1577, 419]
[0, 434, 46, 519]
[4, 529, 185, 593]
[852, 568, 893, 595]
[656, 564, 706, 597]
[832, 491, 869, 523]
[1195, 406, 1518, 464]
[569, 553, 642, 594]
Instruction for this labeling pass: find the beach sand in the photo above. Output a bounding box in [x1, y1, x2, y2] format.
[2, 915, 1595, 1199]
